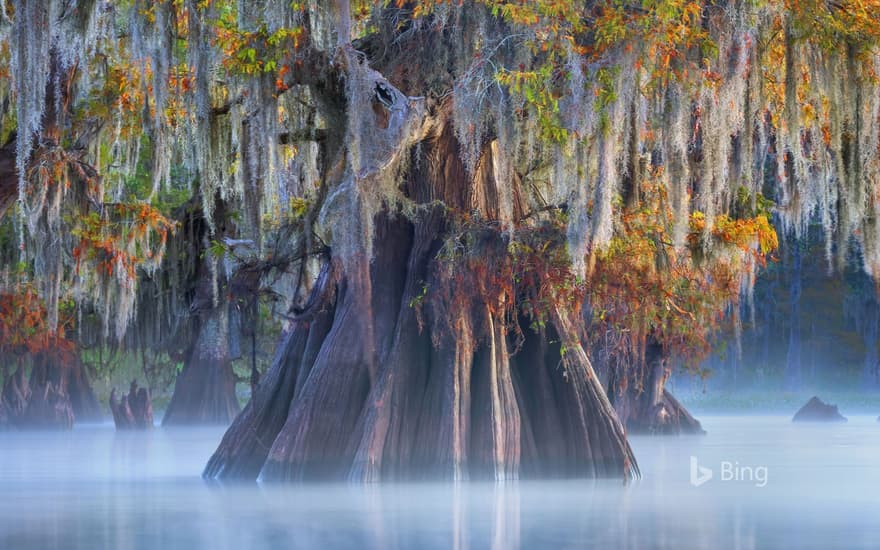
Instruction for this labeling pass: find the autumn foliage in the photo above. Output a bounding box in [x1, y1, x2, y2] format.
[589, 177, 777, 377]
[72, 203, 174, 280]
[0, 282, 74, 363]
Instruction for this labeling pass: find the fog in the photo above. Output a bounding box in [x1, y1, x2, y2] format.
[1, 416, 877, 549]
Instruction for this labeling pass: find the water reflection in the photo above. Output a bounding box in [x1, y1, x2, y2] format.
[0, 417, 878, 549]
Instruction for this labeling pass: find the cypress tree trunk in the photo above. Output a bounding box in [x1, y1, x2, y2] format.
[785, 239, 803, 390]
[163, 298, 241, 425]
[0, 354, 99, 429]
[608, 340, 704, 435]
[63, 358, 102, 422]
[17, 355, 74, 429]
[163, 200, 242, 426]
[205, 50, 640, 481]
[1, 366, 30, 427]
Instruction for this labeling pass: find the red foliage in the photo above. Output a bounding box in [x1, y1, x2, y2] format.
[0, 283, 75, 365]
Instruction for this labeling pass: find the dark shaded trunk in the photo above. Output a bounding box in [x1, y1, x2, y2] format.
[163, 299, 241, 425]
[468, 304, 521, 480]
[64, 359, 102, 422]
[259, 214, 412, 481]
[548, 307, 640, 478]
[209, 209, 641, 482]
[785, 239, 803, 389]
[408, 310, 475, 481]
[163, 199, 242, 426]
[1, 366, 31, 428]
[15, 356, 76, 429]
[348, 210, 441, 482]
[509, 325, 567, 477]
[0, 354, 100, 429]
[204, 262, 336, 479]
[19, 382, 74, 430]
[609, 341, 704, 435]
[207, 166, 641, 483]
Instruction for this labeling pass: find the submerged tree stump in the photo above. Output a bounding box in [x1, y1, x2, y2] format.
[110, 381, 154, 429]
[792, 396, 847, 422]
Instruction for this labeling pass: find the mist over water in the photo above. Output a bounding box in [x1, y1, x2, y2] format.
[0, 416, 878, 549]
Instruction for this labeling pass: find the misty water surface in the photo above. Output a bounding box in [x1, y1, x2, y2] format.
[0, 416, 878, 549]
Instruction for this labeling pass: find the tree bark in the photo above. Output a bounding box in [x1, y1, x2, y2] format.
[205, 43, 641, 483]
[608, 340, 704, 435]
[259, 214, 412, 481]
[1, 366, 30, 427]
[204, 261, 336, 479]
[62, 358, 102, 422]
[163, 199, 243, 426]
[163, 300, 241, 425]
[348, 209, 441, 482]
[549, 306, 640, 478]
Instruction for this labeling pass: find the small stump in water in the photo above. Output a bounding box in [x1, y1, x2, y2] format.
[792, 396, 847, 423]
[110, 381, 154, 429]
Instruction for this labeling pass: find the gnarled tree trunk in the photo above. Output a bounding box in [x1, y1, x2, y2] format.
[0, 354, 100, 429]
[205, 49, 640, 482]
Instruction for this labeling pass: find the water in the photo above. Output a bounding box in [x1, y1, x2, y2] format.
[0, 415, 878, 549]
